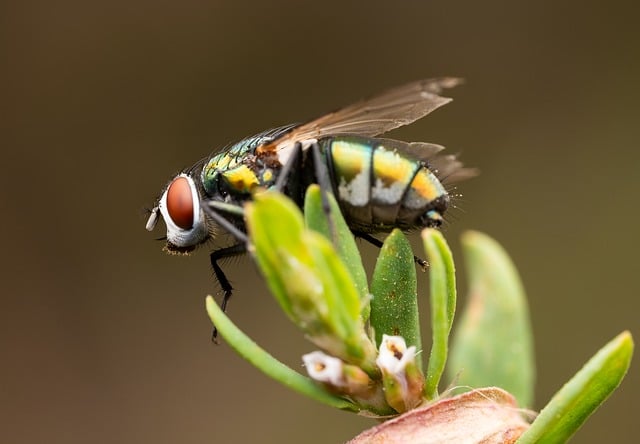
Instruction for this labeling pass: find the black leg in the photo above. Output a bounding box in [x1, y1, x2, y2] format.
[201, 201, 248, 244]
[274, 142, 303, 192]
[203, 146, 306, 341]
[310, 142, 337, 244]
[210, 243, 247, 342]
[354, 231, 429, 270]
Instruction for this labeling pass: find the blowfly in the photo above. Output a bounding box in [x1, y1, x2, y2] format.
[145, 78, 475, 319]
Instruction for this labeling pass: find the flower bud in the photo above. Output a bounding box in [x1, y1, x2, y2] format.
[303, 351, 373, 398]
[376, 335, 425, 413]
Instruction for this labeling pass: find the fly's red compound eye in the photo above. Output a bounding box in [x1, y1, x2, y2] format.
[166, 176, 194, 230]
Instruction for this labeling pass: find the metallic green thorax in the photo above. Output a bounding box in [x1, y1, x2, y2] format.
[201, 125, 294, 199]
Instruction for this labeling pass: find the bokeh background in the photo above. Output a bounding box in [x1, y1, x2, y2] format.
[3, 0, 638, 442]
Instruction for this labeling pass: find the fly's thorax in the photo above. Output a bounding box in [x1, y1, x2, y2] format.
[202, 151, 240, 196]
[199, 125, 298, 201]
[147, 173, 211, 253]
[322, 136, 449, 231]
[201, 151, 282, 201]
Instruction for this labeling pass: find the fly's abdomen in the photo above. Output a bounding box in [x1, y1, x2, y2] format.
[323, 136, 449, 232]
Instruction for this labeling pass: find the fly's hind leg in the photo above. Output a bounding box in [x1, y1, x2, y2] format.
[354, 231, 429, 270]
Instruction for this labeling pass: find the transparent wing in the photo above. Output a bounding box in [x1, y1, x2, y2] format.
[257, 77, 462, 154]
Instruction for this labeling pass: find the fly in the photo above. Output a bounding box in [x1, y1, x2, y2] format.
[145, 78, 476, 324]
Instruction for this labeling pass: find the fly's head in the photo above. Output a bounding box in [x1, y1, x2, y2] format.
[146, 173, 211, 254]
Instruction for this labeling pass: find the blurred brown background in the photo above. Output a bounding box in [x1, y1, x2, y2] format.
[2, 0, 638, 442]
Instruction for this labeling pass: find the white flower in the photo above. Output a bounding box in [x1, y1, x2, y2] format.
[376, 334, 424, 413]
[303, 351, 345, 387]
[376, 335, 417, 377]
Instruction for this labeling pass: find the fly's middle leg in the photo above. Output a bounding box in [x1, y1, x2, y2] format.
[310, 141, 338, 245]
[274, 142, 303, 193]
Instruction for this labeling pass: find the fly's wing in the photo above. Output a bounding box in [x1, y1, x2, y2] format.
[256, 78, 462, 154]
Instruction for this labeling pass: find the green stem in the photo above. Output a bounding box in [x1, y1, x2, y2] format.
[206, 296, 359, 412]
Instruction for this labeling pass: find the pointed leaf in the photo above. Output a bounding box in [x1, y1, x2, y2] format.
[422, 229, 457, 399]
[246, 191, 377, 372]
[304, 185, 369, 317]
[518, 331, 633, 443]
[370, 229, 421, 365]
[447, 231, 535, 408]
[245, 192, 308, 318]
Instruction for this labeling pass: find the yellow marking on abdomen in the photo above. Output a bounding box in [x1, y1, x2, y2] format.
[409, 169, 445, 201]
[373, 147, 417, 186]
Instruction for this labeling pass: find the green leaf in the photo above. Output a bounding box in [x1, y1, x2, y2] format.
[205, 296, 359, 412]
[370, 229, 422, 363]
[304, 185, 369, 318]
[518, 331, 633, 443]
[246, 191, 377, 373]
[422, 229, 457, 399]
[244, 191, 307, 318]
[303, 231, 367, 356]
[447, 231, 535, 408]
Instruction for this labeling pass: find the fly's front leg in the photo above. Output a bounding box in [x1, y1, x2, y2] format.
[200, 201, 250, 341]
[209, 243, 247, 342]
[201, 200, 248, 244]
